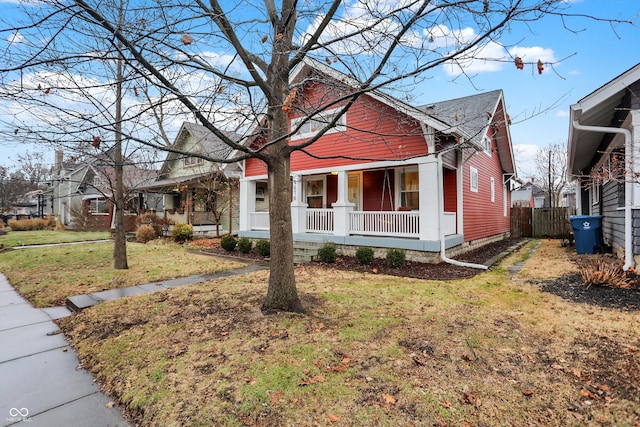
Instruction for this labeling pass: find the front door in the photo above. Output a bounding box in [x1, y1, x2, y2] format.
[348, 172, 361, 210]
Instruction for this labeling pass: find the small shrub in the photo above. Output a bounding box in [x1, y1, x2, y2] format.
[171, 223, 193, 243]
[136, 224, 157, 243]
[8, 218, 50, 231]
[356, 246, 375, 265]
[255, 239, 270, 257]
[137, 212, 159, 225]
[237, 237, 253, 254]
[220, 234, 237, 252]
[317, 243, 337, 263]
[579, 256, 633, 289]
[386, 248, 406, 268]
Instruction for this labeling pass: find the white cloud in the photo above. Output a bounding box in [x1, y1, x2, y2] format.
[513, 143, 541, 178]
[508, 46, 556, 63]
[556, 110, 569, 118]
[442, 40, 507, 75]
[7, 32, 24, 44]
[427, 25, 557, 77]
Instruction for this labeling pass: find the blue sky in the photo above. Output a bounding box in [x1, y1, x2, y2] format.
[0, 0, 639, 179]
[415, 0, 640, 178]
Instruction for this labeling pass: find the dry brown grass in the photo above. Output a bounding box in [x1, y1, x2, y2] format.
[1, 240, 246, 307]
[517, 239, 578, 279]
[57, 240, 640, 427]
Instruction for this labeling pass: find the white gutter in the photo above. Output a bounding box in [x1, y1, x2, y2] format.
[571, 117, 633, 270]
[436, 147, 488, 270]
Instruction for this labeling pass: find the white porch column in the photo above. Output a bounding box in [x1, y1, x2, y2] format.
[291, 174, 307, 233]
[332, 170, 354, 236]
[239, 178, 256, 232]
[631, 110, 640, 208]
[418, 157, 440, 241]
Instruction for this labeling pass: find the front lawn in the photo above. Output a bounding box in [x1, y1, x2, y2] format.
[58, 241, 640, 427]
[0, 229, 111, 248]
[0, 240, 246, 307]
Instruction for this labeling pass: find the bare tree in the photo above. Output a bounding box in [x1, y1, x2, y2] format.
[16, 151, 52, 191]
[533, 142, 571, 208]
[0, 1, 632, 311]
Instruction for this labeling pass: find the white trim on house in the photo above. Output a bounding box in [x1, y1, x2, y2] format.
[290, 107, 347, 141]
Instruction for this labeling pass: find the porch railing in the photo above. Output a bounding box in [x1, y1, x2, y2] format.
[306, 208, 334, 233]
[250, 212, 269, 230]
[349, 211, 420, 238]
[249, 209, 457, 238]
[191, 211, 219, 226]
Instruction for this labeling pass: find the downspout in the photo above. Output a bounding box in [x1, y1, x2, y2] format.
[572, 118, 633, 270]
[436, 147, 488, 270]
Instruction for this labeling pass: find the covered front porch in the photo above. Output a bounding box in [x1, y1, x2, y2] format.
[239, 157, 463, 257]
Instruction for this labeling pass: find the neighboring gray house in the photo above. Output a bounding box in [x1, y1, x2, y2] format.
[49, 150, 157, 229]
[567, 62, 640, 268]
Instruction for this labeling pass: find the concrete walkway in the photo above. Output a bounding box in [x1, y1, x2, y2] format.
[0, 254, 268, 426]
[0, 274, 130, 427]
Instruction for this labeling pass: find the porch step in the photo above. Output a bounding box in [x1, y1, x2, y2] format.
[292, 240, 325, 264]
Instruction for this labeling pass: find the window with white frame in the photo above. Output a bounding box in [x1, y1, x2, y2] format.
[305, 178, 325, 208]
[470, 166, 478, 193]
[482, 135, 492, 155]
[490, 177, 495, 202]
[399, 169, 419, 210]
[591, 183, 600, 206]
[291, 108, 346, 141]
[184, 155, 204, 167]
[88, 197, 109, 214]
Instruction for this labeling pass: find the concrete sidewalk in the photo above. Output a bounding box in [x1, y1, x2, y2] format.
[0, 274, 130, 427]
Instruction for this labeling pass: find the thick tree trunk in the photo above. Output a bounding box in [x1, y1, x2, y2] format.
[260, 0, 302, 313]
[262, 152, 303, 313]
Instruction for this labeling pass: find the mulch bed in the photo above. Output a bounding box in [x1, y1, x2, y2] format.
[201, 238, 523, 281]
[532, 274, 640, 312]
[200, 237, 640, 312]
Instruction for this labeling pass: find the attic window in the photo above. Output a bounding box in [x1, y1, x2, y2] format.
[184, 156, 204, 166]
[482, 135, 491, 155]
[291, 108, 346, 141]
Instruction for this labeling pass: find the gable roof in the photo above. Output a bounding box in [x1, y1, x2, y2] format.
[568, 63, 640, 176]
[290, 59, 517, 173]
[423, 89, 503, 143]
[425, 89, 516, 175]
[158, 122, 240, 178]
[291, 58, 484, 150]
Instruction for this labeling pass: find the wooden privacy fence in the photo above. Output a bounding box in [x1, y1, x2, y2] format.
[511, 207, 575, 238]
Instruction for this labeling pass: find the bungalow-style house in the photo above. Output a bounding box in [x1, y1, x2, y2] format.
[49, 150, 156, 230]
[138, 122, 242, 236]
[239, 59, 517, 262]
[567, 63, 640, 268]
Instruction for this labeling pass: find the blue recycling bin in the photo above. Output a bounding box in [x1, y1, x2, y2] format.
[570, 215, 604, 254]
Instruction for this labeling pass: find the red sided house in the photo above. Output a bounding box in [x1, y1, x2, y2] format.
[239, 59, 517, 262]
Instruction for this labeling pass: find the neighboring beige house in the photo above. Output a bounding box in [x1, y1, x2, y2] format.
[139, 122, 243, 236]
